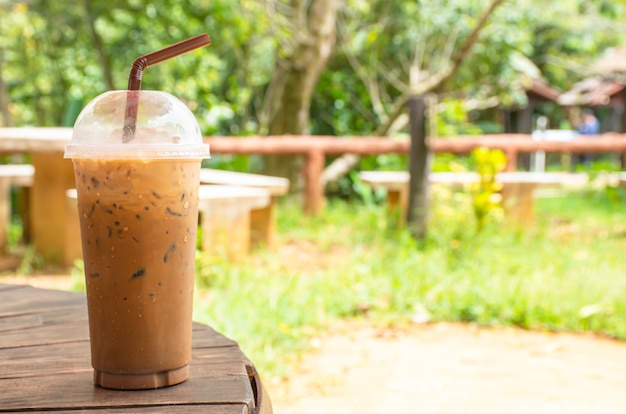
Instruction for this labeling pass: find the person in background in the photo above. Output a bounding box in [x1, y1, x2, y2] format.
[576, 108, 600, 167]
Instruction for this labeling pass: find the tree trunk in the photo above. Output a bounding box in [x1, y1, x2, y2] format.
[83, 0, 115, 91]
[264, 0, 340, 190]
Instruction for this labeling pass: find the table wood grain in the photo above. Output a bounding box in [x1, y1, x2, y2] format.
[0, 283, 272, 413]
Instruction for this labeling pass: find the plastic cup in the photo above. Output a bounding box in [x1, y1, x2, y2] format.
[65, 90, 210, 390]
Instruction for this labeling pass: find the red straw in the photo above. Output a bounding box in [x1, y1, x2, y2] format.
[123, 34, 212, 142]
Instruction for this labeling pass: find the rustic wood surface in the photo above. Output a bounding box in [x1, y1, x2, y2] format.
[0, 283, 272, 414]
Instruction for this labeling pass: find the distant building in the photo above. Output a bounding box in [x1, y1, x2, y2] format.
[557, 44, 626, 133]
[503, 78, 562, 133]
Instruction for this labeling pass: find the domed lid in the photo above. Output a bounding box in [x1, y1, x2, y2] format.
[65, 90, 210, 159]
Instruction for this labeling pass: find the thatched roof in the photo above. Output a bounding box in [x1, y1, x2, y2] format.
[527, 78, 561, 102]
[557, 77, 624, 107]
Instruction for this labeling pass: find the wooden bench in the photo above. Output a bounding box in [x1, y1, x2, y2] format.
[197, 185, 271, 259]
[0, 164, 34, 253]
[200, 169, 289, 249]
[359, 171, 589, 226]
[66, 185, 271, 265]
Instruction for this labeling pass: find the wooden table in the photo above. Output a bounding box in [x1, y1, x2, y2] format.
[0, 128, 74, 264]
[359, 171, 589, 226]
[0, 283, 272, 413]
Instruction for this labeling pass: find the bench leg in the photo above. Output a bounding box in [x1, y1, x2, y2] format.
[386, 189, 408, 228]
[16, 187, 31, 244]
[250, 197, 277, 249]
[200, 200, 252, 259]
[65, 195, 83, 266]
[501, 183, 536, 225]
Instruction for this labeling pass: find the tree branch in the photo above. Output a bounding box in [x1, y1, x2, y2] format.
[435, 0, 506, 92]
[321, 0, 506, 186]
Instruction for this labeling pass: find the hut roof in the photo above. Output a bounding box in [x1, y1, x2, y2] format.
[557, 77, 624, 107]
[527, 78, 561, 102]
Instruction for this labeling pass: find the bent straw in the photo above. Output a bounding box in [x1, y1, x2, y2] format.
[123, 34, 212, 143]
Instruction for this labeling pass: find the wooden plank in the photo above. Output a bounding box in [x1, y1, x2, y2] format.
[51, 405, 248, 414]
[0, 340, 91, 379]
[205, 135, 411, 155]
[0, 306, 86, 333]
[0, 283, 29, 292]
[0, 164, 34, 186]
[0, 361, 254, 412]
[0, 285, 85, 317]
[0, 127, 72, 152]
[0, 317, 236, 350]
[0, 318, 89, 348]
[0, 341, 252, 380]
[199, 169, 289, 196]
[192, 323, 239, 348]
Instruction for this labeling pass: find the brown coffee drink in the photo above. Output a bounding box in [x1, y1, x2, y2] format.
[73, 157, 200, 389]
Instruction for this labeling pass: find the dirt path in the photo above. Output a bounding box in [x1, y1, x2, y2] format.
[4, 275, 626, 413]
[268, 322, 626, 414]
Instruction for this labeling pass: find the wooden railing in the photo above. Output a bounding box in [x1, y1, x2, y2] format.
[2, 128, 626, 215]
[205, 134, 626, 214]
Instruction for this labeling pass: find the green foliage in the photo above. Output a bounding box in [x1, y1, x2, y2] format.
[3, 0, 626, 144]
[436, 99, 483, 137]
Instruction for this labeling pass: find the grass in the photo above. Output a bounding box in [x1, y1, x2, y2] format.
[191, 184, 626, 378]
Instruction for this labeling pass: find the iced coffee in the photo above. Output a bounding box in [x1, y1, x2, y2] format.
[73, 158, 200, 389]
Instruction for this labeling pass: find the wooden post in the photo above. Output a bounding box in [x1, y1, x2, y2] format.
[407, 96, 431, 241]
[505, 148, 518, 172]
[304, 149, 325, 215]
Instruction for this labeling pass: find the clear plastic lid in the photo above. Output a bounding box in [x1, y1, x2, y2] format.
[64, 90, 210, 159]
